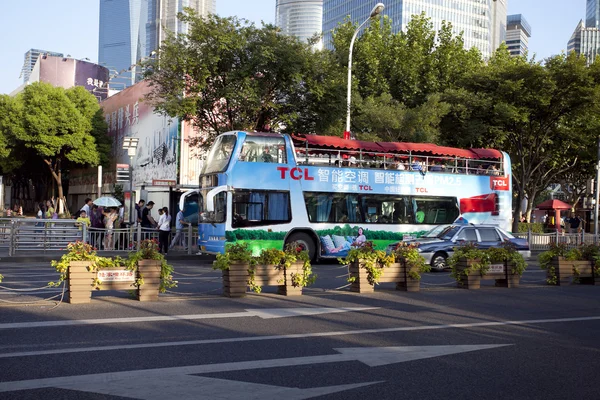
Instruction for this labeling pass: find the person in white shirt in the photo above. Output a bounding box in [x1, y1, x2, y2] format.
[170, 207, 190, 251]
[157, 207, 172, 255]
[80, 198, 93, 217]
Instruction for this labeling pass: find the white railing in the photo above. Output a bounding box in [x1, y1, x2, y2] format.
[513, 231, 599, 251]
[0, 218, 198, 256]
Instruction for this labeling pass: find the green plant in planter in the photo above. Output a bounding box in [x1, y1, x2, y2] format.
[256, 248, 286, 266]
[393, 242, 430, 280]
[126, 239, 176, 293]
[49, 240, 176, 293]
[213, 242, 260, 292]
[282, 242, 316, 288]
[538, 243, 583, 285]
[339, 241, 395, 285]
[449, 242, 491, 282]
[49, 241, 100, 287]
[486, 241, 527, 276]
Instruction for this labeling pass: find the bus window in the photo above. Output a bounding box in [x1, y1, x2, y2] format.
[202, 135, 236, 174]
[239, 136, 287, 164]
[202, 192, 226, 223]
[305, 192, 458, 225]
[232, 190, 291, 227]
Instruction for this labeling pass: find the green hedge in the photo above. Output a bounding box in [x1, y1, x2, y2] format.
[517, 222, 544, 233]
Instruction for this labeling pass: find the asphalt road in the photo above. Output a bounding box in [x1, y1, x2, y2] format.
[0, 259, 598, 399]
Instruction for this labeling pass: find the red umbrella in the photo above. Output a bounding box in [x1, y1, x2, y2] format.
[535, 199, 572, 210]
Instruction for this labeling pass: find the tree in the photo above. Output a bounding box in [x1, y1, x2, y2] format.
[440, 48, 599, 230]
[14, 82, 101, 210]
[144, 10, 345, 147]
[330, 13, 481, 141]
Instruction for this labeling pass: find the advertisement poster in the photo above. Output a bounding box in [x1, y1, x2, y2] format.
[101, 81, 178, 187]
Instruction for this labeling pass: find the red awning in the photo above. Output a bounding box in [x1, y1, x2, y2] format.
[292, 134, 501, 160]
[294, 134, 384, 152]
[471, 148, 502, 159]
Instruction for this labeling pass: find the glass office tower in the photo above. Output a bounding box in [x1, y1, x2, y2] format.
[99, 0, 215, 89]
[323, 0, 505, 59]
[569, 0, 600, 65]
[506, 14, 531, 57]
[276, 0, 324, 50]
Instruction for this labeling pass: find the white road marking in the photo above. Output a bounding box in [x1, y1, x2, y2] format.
[0, 345, 507, 394]
[0, 307, 378, 329]
[0, 314, 595, 359]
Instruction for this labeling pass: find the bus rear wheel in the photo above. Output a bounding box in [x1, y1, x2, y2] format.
[286, 232, 316, 262]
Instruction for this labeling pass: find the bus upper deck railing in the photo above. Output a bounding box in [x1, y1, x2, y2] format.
[295, 146, 504, 176]
[0, 218, 198, 256]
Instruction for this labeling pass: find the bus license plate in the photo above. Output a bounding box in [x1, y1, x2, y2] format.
[201, 246, 206, 251]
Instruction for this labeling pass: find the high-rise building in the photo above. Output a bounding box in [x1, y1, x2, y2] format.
[491, 0, 507, 54]
[21, 49, 64, 83]
[586, 0, 600, 28]
[322, 0, 506, 59]
[505, 14, 531, 57]
[99, 0, 215, 88]
[276, 0, 324, 50]
[568, 20, 600, 65]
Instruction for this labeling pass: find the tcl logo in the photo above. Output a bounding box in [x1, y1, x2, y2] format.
[277, 167, 314, 180]
[490, 176, 509, 191]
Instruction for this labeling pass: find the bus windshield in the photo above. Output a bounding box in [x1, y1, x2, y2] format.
[202, 135, 237, 175]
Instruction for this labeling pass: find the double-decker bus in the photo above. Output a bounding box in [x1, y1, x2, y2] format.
[193, 131, 511, 261]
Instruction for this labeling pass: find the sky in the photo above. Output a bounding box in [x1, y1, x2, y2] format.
[0, 0, 586, 95]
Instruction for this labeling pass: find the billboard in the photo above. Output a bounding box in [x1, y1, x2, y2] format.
[100, 81, 178, 187]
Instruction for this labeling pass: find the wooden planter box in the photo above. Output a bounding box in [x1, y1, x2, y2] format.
[222, 263, 250, 298]
[349, 260, 374, 293]
[67, 260, 161, 304]
[550, 257, 595, 285]
[349, 261, 420, 293]
[455, 258, 521, 289]
[137, 260, 162, 301]
[221, 262, 305, 297]
[278, 262, 304, 296]
[68, 261, 95, 304]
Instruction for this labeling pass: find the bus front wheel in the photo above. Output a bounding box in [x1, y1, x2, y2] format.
[286, 232, 316, 262]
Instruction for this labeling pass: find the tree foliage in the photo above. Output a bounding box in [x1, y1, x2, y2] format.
[330, 13, 481, 141]
[0, 82, 105, 207]
[144, 9, 346, 147]
[441, 48, 599, 229]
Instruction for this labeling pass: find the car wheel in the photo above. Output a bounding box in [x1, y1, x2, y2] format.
[430, 252, 447, 271]
[286, 232, 316, 262]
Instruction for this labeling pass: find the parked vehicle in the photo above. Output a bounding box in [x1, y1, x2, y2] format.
[386, 224, 530, 271]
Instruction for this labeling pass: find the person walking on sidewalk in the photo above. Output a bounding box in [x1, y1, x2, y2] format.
[170, 207, 189, 251]
[157, 207, 171, 255]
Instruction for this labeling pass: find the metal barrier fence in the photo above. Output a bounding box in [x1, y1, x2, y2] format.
[513, 231, 599, 251]
[0, 218, 198, 256]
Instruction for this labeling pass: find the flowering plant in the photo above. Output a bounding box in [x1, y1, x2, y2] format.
[128, 239, 176, 292]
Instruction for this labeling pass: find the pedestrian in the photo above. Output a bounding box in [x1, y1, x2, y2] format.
[76, 210, 91, 231]
[103, 207, 118, 250]
[80, 198, 93, 217]
[135, 199, 145, 226]
[141, 201, 156, 240]
[567, 214, 581, 234]
[157, 207, 171, 255]
[170, 207, 190, 251]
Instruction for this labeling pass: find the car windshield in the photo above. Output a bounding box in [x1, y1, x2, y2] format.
[421, 225, 451, 238]
[201, 134, 237, 175]
[498, 228, 515, 240]
[438, 226, 461, 240]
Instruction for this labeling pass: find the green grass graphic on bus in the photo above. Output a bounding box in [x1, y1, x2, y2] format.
[225, 224, 427, 256]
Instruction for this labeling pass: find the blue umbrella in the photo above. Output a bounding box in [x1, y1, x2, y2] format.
[93, 197, 122, 207]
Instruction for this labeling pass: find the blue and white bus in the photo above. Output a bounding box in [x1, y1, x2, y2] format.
[194, 131, 512, 260]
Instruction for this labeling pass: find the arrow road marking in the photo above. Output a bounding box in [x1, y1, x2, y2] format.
[0, 345, 508, 394]
[0, 307, 378, 330]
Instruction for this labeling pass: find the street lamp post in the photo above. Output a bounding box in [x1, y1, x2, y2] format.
[122, 137, 139, 226]
[345, 2, 385, 140]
